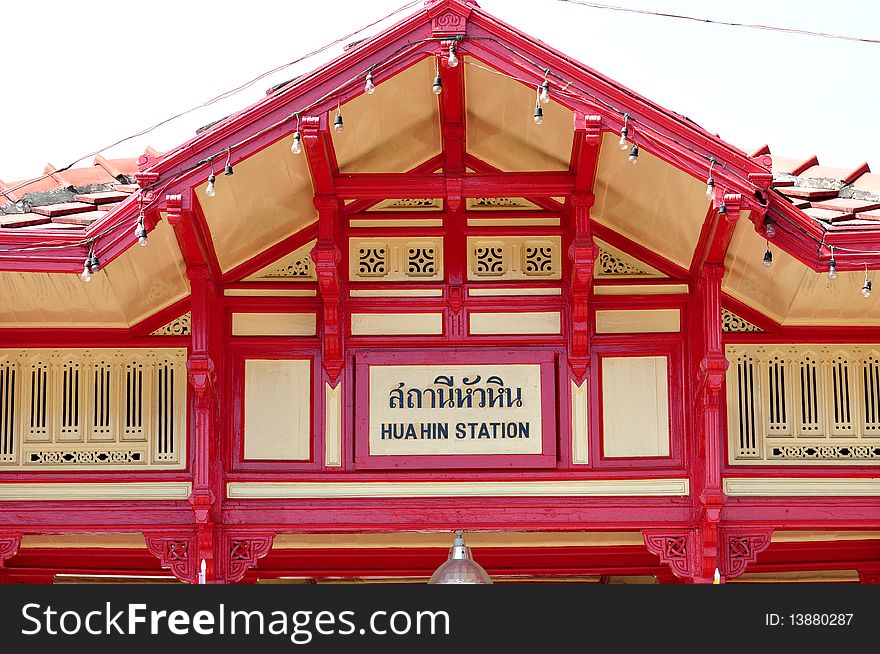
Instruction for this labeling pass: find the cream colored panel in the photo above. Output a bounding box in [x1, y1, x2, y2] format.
[349, 289, 443, 297]
[467, 236, 561, 281]
[571, 380, 589, 464]
[351, 313, 443, 336]
[593, 132, 706, 270]
[0, 482, 191, 501]
[349, 237, 443, 282]
[0, 221, 188, 328]
[350, 219, 444, 227]
[325, 382, 342, 467]
[273, 531, 646, 549]
[243, 240, 315, 282]
[21, 534, 147, 549]
[198, 136, 317, 273]
[772, 531, 880, 543]
[244, 359, 311, 461]
[602, 356, 670, 457]
[595, 309, 680, 334]
[227, 478, 690, 499]
[724, 477, 880, 496]
[224, 289, 317, 297]
[467, 217, 561, 227]
[465, 60, 573, 171]
[594, 284, 688, 296]
[469, 312, 560, 335]
[332, 57, 441, 173]
[468, 287, 561, 297]
[232, 313, 317, 336]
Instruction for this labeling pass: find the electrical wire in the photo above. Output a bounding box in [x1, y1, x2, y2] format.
[553, 0, 880, 45]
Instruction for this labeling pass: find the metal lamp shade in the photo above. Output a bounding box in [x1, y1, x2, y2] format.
[428, 532, 493, 584]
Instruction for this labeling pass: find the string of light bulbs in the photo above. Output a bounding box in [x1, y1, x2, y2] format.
[3, 28, 879, 300]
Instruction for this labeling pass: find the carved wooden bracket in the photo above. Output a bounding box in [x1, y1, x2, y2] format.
[0, 534, 21, 568]
[568, 192, 597, 383]
[145, 533, 199, 583]
[643, 530, 698, 581]
[446, 175, 463, 213]
[186, 355, 217, 408]
[312, 233, 344, 384]
[221, 532, 275, 583]
[721, 529, 773, 580]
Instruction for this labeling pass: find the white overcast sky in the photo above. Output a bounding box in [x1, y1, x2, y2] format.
[0, 0, 877, 182]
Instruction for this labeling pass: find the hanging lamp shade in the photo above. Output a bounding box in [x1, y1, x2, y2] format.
[428, 531, 493, 584]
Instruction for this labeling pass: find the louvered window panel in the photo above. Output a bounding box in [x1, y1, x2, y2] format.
[766, 355, 789, 434]
[863, 356, 880, 434]
[797, 356, 821, 435]
[733, 354, 759, 458]
[829, 357, 853, 435]
[0, 349, 185, 469]
[0, 361, 15, 463]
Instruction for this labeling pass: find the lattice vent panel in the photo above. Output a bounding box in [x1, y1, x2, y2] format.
[467, 236, 561, 282]
[0, 349, 186, 469]
[348, 237, 443, 282]
[727, 345, 880, 465]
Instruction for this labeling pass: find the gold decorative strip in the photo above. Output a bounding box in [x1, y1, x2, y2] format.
[772, 531, 880, 543]
[272, 531, 645, 549]
[227, 479, 690, 499]
[350, 219, 444, 228]
[466, 218, 561, 227]
[349, 289, 443, 297]
[468, 287, 562, 297]
[224, 289, 317, 297]
[724, 478, 880, 496]
[594, 284, 688, 295]
[20, 534, 147, 549]
[0, 482, 192, 501]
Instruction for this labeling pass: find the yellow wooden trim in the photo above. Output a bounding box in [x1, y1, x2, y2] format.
[350, 219, 444, 228]
[351, 313, 443, 335]
[468, 287, 562, 297]
[595, 309, 680, 334]
[594, 284, 688, 295]
[571, 380, 589, 464]
[227, 479, 689, 499]
[272, 531, 645, 549]
[232, 313, 317, 336]
[349, 289, 443, 297]
[20, 534, 147, 549]
[325, 382, 342, 467]
[724, 477, 880, 496]
[469, 311, 561, 335]
[466, 218, 561, 227]
[732, 570, 859, 583]
[0, 482, 191, 501]
[224, 289, 317, 297]
[771, 530, 880, 543]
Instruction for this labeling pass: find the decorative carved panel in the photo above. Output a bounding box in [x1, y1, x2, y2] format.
[467, 236, 561, 281]
[244, 240, 318, 282]
[151, 312, 192, 336]
[145, 534, 197, 583]
[721, 308, 763, 333]
[222, 533, 275, 583]
[367, 198, 442, 212]
[349, 237, 443, 282]
[727, 344, 880, 464]
[0, 349, 186, 469]
[595, 248, 654, 277]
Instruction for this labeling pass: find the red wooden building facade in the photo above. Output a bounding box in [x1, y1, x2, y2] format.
[0, 0, 878, 584]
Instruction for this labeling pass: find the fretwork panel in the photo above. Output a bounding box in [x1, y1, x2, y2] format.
[0, 349, 186, 469]
[727, 345, 880, 465]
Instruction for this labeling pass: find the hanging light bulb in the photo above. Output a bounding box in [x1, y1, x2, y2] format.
[862, 266, 872, 298]
[224, 150, 234, 176]
[764, 216, 776, 238]
[334, 108, 344, 132]
[828, 247, 837, 280]
[89, 253, 101, 273]
[539, 78, 550, 104]
[705, 157, 716, 200]
[428, 531, 493, 584]
[447, 41, 458, 68]
[364, 72, 375, 94]
[763, 245, 773, 268]
[205, 171, 216, 197]
[719, 204, 727, 216]
[619, 113, 629, 149]
[628, 145, 639, 164]
[134, 212, 148, 247]
[432, 74, 443, 95]
[533, 88, 543, 124]
[80, 257, 92, 283]
[291, 131, 302, 155]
